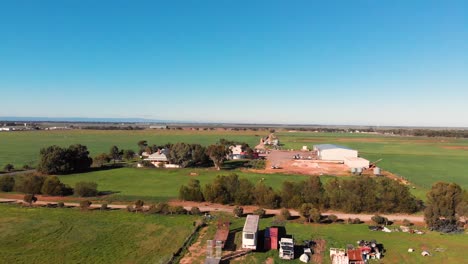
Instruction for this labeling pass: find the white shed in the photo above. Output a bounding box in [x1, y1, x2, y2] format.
[343, 157, 370, 169]
[242, 215, 259, 250]
[313, 144, 358, 161]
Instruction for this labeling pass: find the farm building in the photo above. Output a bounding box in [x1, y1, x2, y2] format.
[344, 157, 370, 169]
[314, 144, 358, 161]
[242, 215, 259, 250]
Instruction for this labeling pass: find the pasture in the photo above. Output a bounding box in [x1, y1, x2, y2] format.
[1, 129, 468, 193]
[0, 204, 197, 264]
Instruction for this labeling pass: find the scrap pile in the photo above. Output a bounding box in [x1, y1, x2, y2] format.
[330, 240, 384, 264]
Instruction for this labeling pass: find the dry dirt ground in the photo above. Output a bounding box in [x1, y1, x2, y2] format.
[260, 150, 352, 176]
[179, 226, 209, 264]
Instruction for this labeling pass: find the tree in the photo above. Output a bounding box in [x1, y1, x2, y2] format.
[253, 208, 266, 218]
[123, 149, 136, 161]
[74, 182, 98, 197]
[3, 163, 14, 172]
[41, 176, 72, 196]
[253, 181, 279, 208]
[328, 214, 338, 223]
[37, 145, 92, 174]
[0, 175, 15, 192]
[179, 179, 204, 202]
[93, 153, 111, 167]
[299, 203, 314, 222]
[309, 208, 321, 223]
[424, 182, 464, 231]
[206, 144, 229, 170]
[137, 140, 148, 154]
[233, 206, 244, 217]
[109, 146, 122, 164]
[301, 176, 325, 208]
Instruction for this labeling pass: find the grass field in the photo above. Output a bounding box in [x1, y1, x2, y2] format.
[234, 218, 468, 264]
[1, 129, 468, 193]
[58, 167, 330, 203]
[0, 204, 197, 264]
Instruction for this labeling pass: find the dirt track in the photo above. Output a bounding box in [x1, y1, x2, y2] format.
[0, 198, 424, 223]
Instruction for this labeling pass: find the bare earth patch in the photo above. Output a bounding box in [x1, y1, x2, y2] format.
[180, 226, 209, 264]
[442, 145, 468, 150]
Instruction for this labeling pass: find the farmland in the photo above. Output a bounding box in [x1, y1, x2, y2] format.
[0, 204, 197, 264]
[1, 129, 468, 193]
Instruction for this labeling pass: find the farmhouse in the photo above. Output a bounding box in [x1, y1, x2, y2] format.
[229, 145, 243, 159]
[314, 144, 358, 161]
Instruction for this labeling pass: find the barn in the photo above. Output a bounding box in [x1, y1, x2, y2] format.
[313, 144, 358, 161]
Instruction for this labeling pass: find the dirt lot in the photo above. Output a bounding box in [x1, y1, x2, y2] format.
[261, 150, 350, 176]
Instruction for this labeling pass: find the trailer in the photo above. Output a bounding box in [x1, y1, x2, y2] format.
[242, 215, 259, 250]
[214, 219, 230, 249]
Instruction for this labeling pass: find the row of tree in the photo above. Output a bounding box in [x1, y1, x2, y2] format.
[0, 173, 98, 197]
[179, 174, 423, 214]
[37, 144, 93, 174]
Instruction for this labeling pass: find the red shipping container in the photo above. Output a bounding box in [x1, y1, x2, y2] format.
[264, 237, 271, 250]
[269, 227, 278, 249]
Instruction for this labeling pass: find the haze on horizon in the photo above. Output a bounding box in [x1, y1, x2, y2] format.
[1, 1, 467, 127]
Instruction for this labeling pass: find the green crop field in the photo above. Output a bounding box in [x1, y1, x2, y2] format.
[0, 204, 197, 264]
[1, 129, 467, 193]
[58, 167, 327, 203]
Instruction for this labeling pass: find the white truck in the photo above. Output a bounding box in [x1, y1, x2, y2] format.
[279, 237, 295, 260]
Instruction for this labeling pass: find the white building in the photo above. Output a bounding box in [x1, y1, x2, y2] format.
[314, 144, 358, 161]
[242, 215, 259, 250]
[344, 157, 370, 169]
[229, 145, 243, 159]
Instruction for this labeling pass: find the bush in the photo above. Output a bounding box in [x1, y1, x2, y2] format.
[148, 202, 170, 214]
[233, 206, 244, 217]
[57, 202, 65, 208]
[14, 174, 44, 194]
[328, 214, 338, 223]
[190, 207, 201, 215]
[371, 215, 388, 225]
[280, 208, 291, 220]
[248, 159, 266, 169]
[74, 182, 98, 197]
[41, 176, 71, 196]
[0, 175, 15, 192]
[101, 203, 108, 210]
[3, 164, 14, 172]
[402, 219, 413, 227]
[353, 218, 362, 224]
[80, 200, 92, 210]
[126, 205, 135, 212]
[169, 205, 186, 215]
[253, 208, 266, 218]
[134, 200, 144, 212]
[23, 194, 37, 205]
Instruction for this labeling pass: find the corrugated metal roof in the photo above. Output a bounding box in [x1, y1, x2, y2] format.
[243, 215, 259, 233]
[314, 144, 353, 151]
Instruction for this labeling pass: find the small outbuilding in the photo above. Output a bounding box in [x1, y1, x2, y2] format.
[344, 157, 370, 169]
[314, 144, 358, 161]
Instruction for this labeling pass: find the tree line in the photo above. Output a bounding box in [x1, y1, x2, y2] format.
[179, 174, 423, 214]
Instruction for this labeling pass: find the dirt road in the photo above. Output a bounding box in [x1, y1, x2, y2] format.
[0, 198, 424, 223]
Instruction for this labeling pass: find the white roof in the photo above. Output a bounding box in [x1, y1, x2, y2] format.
[144, 149, 169, 161]
[314, 144, 353, 151]
[243, 215, 259, 233]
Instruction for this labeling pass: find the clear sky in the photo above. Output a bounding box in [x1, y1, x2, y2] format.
[1, 1, 467, 126]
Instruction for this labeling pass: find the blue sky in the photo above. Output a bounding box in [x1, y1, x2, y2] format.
[0, 1, 467, 126]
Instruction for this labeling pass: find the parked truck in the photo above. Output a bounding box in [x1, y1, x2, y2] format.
[279, 237, 295, 260]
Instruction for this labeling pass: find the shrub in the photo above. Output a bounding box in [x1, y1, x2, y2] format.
[253, 208, 266, 218]
[402, 219, 413, 227]
[23, 194, 37, 205]
[328, 214, 338, 223]
[57, 202, 65, 208]
[126, 205, 135, 212]
[169, 205, 186, 215]
[3, 163, 14, 172]
[23, 164, 31, 170]
[353, 218, 362, 224]
[74, 182, 98, 197]
[280, 208, 291, 220]
[101, 203, 108, 210]
[148, 202, 170, 214]
[190, 207, 201, 215]
[233, 206, 244, 217]
[309, 208, 321, 223]
[14, 174, 44, 194]
[134, 200, 144, 212]
[80, 200, 92, 210]
[0, 175, 15, 192]
[41, 176, 71, 196]
[371, 215, 388, 225]
[248, 159, 266, 169]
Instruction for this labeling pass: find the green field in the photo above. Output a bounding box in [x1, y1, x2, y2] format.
[0, 204, 196, 264]
[1, 129, 468, 193]
[58, 167, 325, 203]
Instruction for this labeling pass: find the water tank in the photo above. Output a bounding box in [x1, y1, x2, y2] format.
[356, 168, 363, 175]
[373, 167, 381, 176]
[351, 168, 357, 174]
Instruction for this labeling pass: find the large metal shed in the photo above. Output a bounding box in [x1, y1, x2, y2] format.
[313, 144, 358, 161]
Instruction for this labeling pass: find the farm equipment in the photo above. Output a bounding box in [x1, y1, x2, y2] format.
[279, 237, 295, 260]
